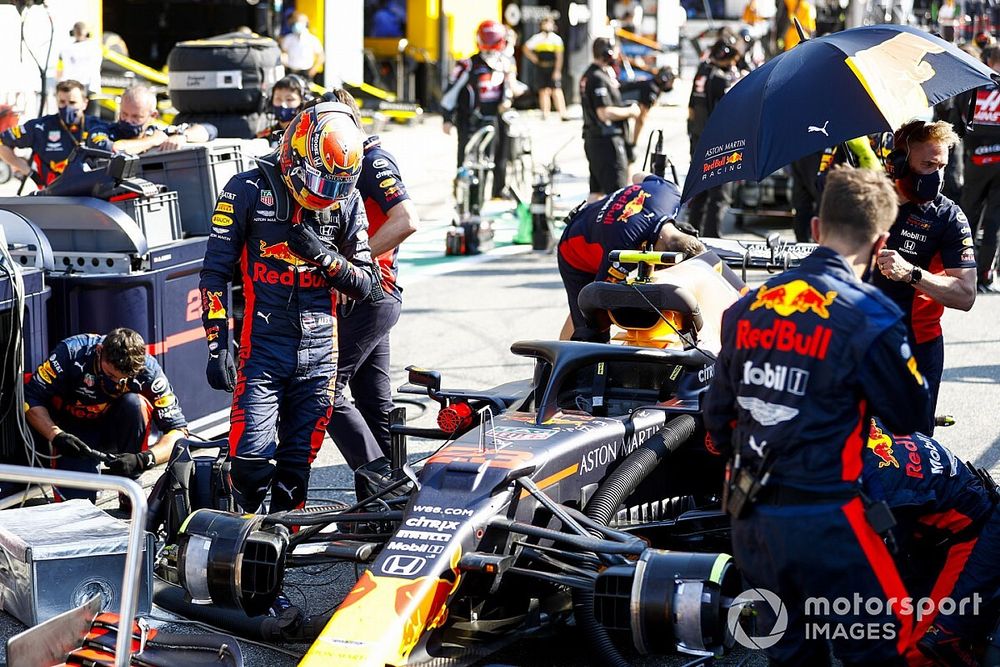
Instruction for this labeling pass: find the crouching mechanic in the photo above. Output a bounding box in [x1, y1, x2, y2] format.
[199, 102, 384, 514]
[557, 172, 705, 342]
[24, 328, 188, 500]
[861, 418, 1000, 666]
[704, 166, 932, 665]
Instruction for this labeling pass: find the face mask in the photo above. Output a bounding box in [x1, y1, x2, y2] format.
[272, 105, 298, 122]
[292, 21, 306, 34]
[903, 169, 943, 204]
[59, 106, 80, 126]
[113, 120, 144, 139]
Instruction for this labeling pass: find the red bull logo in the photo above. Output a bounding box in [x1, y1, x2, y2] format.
[252, 263, 328, 288]
[258, 240, 307, 267]
[735, 319, 833, 360]
[750, 280, 837, 318]
[703, 152, 743, 173]
[616, 190, 649, 222]
[204, 291, 226, 320]
[867, 419, 898, 468]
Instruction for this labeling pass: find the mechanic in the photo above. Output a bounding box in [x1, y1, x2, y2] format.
[873, 119, 977, 435]
[686, 37, 743, 237]
[704, 165, 932, 665]
[557, 172, 706, 342]
[199, 101, 384, 514]
[580, 36, 640, 201]
[957, 45, 1000, 294]
[108, 85, 218, 154]
[23, 328, 188, 501]
[0, 79, 111, 186]
[440, 20, 514, 200]
[320, 89, 420, 494]
[523, 16, 568, 121]
[861, 417, 1000, 665]
[257, 74, 313, 147]
[280, 12, 325, 82]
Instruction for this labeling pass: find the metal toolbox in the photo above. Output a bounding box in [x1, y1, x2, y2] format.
[0, 500, 153, 626]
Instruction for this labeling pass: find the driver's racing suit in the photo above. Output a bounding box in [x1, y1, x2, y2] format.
[199, 163, 378, 513]
[861, 418, 1000, 663]
[704, 246, 931, 664]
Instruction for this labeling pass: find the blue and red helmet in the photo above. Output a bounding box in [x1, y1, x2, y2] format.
[279, 101, 364, 210]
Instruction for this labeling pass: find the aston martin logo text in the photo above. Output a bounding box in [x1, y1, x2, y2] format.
[252, 264, 328, 288]
[736, 320, 833, 360]
[742, 362, 809, 395]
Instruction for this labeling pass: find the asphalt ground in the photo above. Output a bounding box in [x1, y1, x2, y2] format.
[2, 39, 999, 665]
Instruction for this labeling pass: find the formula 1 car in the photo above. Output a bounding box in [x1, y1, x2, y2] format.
[143, 245, 808, 667]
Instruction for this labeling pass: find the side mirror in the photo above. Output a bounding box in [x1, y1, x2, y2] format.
[406, 365, 442, 394]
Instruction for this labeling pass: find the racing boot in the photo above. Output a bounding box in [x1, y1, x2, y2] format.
[917, 623, 979, 667]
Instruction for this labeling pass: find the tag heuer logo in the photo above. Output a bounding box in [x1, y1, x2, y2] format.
[260, 190, 274, 206]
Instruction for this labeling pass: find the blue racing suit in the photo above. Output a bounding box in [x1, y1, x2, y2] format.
[861, 418, 1000, 661]
[557, 175, 681, 342]
[199, 162, 378, 513]
[0, 114, 111, 185]
[24, 334, 187, 499]
[704, 246, 931, 665]
[326, 135, 408, 466]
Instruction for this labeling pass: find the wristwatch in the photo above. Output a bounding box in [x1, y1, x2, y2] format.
[908, 266, 923, 285]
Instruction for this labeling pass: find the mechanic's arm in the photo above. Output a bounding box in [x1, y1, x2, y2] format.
[309, 42, 325, 80]
[523, 44, 540, 66]
[369, 198, 419, 258]
[440, 62, 470, 133]
[859, 323, 931, 436]
[702, 308, 739, 455]
[113, 130, 167, 155]
[25, 405, 61, 442]
[554, 49, 564, 81]
[878, 254, 977, 311]
[148, 429, 186, 465]
[0, 145, 30, 177]
[596, 103, 640, 123]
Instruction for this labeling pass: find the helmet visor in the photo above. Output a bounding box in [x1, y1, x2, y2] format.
[295, 161, 356, 200]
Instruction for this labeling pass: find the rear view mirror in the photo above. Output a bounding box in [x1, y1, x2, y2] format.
[406, 366, 441, 393]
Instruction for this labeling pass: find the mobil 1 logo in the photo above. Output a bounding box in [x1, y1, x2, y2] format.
[742, 362, 809, 396]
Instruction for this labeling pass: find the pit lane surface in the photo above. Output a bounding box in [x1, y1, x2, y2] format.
[1, 70, 996, 667]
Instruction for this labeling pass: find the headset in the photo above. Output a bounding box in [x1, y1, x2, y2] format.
[887, 120, 924, 180]
[592, 37, 617, 63]
[271, 74, 313, 106]
[710, 36, 738, 62]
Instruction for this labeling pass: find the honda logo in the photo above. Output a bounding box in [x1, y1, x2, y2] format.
[381, 554, 427, 576]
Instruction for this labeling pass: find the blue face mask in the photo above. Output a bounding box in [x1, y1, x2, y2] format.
[59, 106, 80, 126]
[112, 120, 144, 140]
[272, 105, 298, 122]
[292, 21, 306, 34]
[908, 169, 943, 204]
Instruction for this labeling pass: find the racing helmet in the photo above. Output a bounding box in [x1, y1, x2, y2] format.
[476, 20, 507, 52]
[278, 101, 364, 210]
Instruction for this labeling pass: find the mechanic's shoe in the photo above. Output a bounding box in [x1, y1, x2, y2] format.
[977, 280, 1000, 294]
[917, 624, 979, 667]
[354, 457, 413, 504]
[267, 592, 294, 618]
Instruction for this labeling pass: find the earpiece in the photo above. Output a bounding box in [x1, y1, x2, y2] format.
[887, 121, 923, 180]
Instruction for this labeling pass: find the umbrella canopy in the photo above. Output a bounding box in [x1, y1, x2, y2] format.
[681, 24, 999, 203]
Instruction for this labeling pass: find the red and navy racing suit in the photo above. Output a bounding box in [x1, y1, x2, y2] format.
[440, 51, 512, 195]
[704, 246, 931, 665]
[557, 175, 681, 342]
[870, 195, 976, 434]
[861, 417, 1000, 660]
[327, 135, 408, 465]
[199, 166, 377, 513]
[0, 114, 110, 185]
[23, 334, 187, 500]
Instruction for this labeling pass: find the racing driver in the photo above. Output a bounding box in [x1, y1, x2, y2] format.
[704, 165, 931, 665]
[199, 102, 383, 514]
[557, 172, 706, 342]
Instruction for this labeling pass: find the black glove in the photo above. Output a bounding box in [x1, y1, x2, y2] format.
[287, 222, 348, 277]
[206, 348, 237, 392]
[52, 431, 88, 456]
[107, 450, 156, 478]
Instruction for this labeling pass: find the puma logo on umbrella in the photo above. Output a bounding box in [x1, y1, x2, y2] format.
[808, 120, 830, 136]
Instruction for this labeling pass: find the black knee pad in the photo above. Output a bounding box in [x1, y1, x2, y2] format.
[229, 457, 275, 513]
